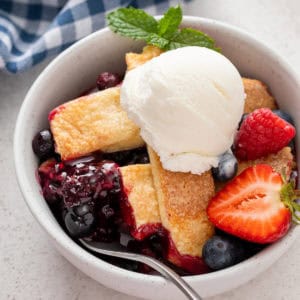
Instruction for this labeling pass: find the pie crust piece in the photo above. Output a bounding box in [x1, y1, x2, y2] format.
[243, 78, 277, 113]
[238, 147, 293, 178]
[126, 45, 163, 71]
[148, 146, 215, 259]
[50, 87, 144, 160]
[120, 164, 161, 240]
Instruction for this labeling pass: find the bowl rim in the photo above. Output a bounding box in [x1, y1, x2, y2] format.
[14, 15, 300, 288]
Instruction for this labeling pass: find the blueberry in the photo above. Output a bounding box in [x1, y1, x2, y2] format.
[96, 72, 122, 90]
[213, 230, 265, 257]
[272, 110, 295, 126]
[148, 234, 164, 256]
[64, 204, 95, 238]
[202, 235, 246, 270]
[32, 129, 55, 159]
[212, 152, 238, 182]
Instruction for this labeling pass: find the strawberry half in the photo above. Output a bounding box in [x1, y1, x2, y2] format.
[234, 108, 295, 160]
[207, 164, 300, 244]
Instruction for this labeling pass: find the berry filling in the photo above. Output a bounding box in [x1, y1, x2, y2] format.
[103, 147, 149, 166]
[120, 182, 161, 240]
[39, 154, 124, 243]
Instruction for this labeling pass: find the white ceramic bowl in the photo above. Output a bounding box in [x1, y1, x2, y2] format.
[14, 17, 300, 299]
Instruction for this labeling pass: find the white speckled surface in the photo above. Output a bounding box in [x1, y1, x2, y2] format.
[1, 0, 300, 299]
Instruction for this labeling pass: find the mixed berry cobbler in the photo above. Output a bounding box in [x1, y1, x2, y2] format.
[32, 44, 300, 275]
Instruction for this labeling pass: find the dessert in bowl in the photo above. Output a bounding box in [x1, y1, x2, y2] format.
[14, 7, 300, 299]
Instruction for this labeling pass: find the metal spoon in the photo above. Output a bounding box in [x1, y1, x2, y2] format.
[79, 239, 202, 300]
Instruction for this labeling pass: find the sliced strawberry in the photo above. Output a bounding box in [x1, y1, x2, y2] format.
[207, 164, 293, 244]
[234, 108, 295, 160]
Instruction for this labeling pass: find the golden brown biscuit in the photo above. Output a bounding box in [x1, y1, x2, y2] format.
[126, 45, 163, 71]
[238, 147, 294, 177]
[147, 147, 215, 258]
[50, 87, 144, 160]
[243, 78, 277, 113]
[215, 147, 294, 192]
[120, 164, 161, 240]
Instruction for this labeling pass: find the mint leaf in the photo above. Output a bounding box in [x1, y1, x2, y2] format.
[107, 7, 158, 40]
[145, 34, 170, 49]
[158, 6, 182, 39]
[107, 7, 170, 49]
[107, 7, 220, 52]
[169, 28, 220, 51]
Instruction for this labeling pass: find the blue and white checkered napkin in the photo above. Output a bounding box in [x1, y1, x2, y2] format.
[0, 0, 189, 73]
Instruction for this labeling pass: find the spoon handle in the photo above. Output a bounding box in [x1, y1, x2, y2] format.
[80, 239, 202, 300]
[141, 255, 202, 300]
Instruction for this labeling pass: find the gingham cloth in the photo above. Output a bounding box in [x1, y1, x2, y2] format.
[0, 0, 190, 73]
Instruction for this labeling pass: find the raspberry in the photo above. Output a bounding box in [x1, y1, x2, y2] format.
[234, 108, 295, 160]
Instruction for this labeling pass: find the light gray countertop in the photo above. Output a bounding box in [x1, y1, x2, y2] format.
[1, 0, 300, 299]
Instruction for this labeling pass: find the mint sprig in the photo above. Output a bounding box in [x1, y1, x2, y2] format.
[107, 6, 219, 52]
[157, 6, 182, 39]
[169, 28, 218, 50]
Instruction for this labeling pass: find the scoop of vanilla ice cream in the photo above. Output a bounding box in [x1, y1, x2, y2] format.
[121, 46, 245, 174]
